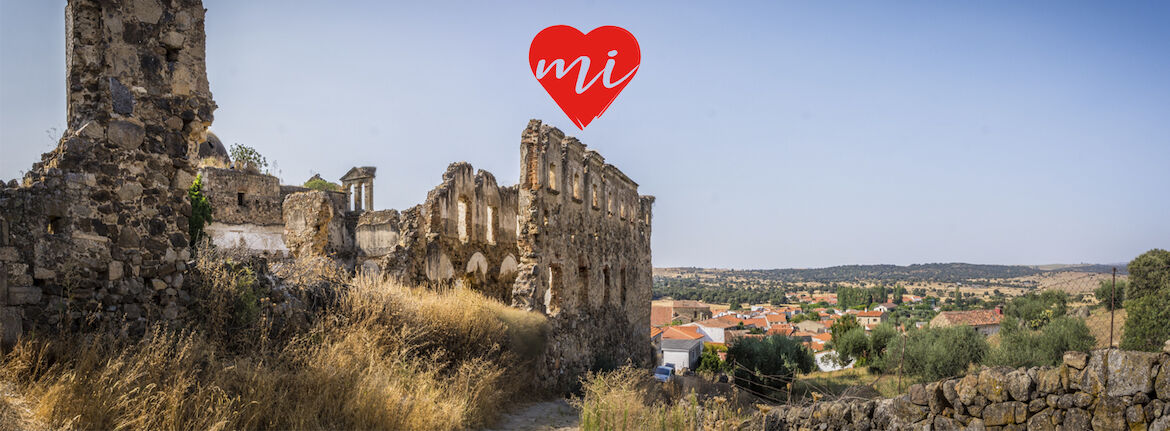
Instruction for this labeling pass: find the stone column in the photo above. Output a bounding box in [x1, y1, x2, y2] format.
[363, 180, 373, 211]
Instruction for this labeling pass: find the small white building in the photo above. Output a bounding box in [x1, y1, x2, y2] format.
[660, 339, 703, 371]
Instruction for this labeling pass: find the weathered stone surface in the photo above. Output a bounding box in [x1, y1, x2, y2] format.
[1006, 369, 1033, 401]
[1093, 396, 1128, 430]
[0, 307, 20, 349]
[1152, 415, 1170, 431]
[1035, 367, 1063, 395]
[957, 373, 980, 405]
[109, 77, 134, 115]
[1027, 408, 1056, 431]
[106, 120, 145, 150]
[909, 383, 928, 405]
[1063, 351, 1089, 370]
[892, 396, 928, 423]
[982, 401, 1025, 426]
[1064, 408, 1091, 430]
[283, 191, 346, 259]
[1156, 361, 1170, 400]
[979, 368, 1010, 403]
[1107, 349, 1160, 397]
[8, 286, 41, 305]
[108, 261, 123, 280]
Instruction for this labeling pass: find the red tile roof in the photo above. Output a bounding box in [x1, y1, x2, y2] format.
[650, 327, 664, 338]
[662, 326, 704, 340]
[767, 325, 794, 336]
[858, 311, 886, 318]
[812, 333, 833, 342]
[694, 317, 740, 329]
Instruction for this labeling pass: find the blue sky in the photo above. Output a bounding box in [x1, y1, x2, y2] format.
[2, 1, 1168, 268]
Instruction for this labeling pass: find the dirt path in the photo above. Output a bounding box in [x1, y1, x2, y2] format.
[482, 399, 580, 431]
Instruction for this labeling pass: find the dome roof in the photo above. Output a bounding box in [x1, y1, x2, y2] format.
[197, 132, 230, 163]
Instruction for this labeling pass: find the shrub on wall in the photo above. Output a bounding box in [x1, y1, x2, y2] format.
[304, 178, 342, 192]
[188, 174, 212, 247]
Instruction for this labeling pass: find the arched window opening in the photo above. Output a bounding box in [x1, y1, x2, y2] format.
[572, 172, 581, 200]
[457, 198, 471, 243]
[548, 161, 558, 191]
[546, 264, 563, 315]
[486, 206, 496, 245]
[591, 184, 599, 209]
[620, 267, 628, 306]
[578, 263, 590, 306]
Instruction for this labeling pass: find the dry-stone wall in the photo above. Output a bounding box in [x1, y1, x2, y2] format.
[0, 0, 215, 346]
[764, 346, 1170, 431]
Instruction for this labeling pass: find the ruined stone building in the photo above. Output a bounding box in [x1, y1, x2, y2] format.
[0, 0, 654, 390]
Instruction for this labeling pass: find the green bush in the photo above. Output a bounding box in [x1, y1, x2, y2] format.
[1094, 280, 1126, 310]
[987, 316, 1093, 368]
[726, 335, 814, 397]
[1126, 249, 1170, 301]
[303, 178, 342, 192]
[1004, 291, 1067, 329]
[835, 323, 898, 367]
[1121, 288, 1170, 352]
[874, 326, 987, 381]
[187, 174, 212, 246]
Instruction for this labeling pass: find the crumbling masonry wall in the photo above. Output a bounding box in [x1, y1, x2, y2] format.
[511, 120, 655, 390]
[764, 348, 1170, 430]
[0, 0, 216, 346]
[355, 163, 521, 303]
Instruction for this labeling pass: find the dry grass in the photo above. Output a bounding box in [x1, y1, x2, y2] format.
[790, 367, 909, 402]
[1085, 307, 1126, 349]
[576, 367, 753, 431]
[0, 253, 547, 431]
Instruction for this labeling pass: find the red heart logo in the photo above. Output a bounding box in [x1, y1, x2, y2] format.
[529, 25, 640, 130]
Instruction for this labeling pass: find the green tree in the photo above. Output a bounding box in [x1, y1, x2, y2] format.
[726, 335, 815, 397]
[697, 343, 729, 373]
[1125, 249, 1170, 301]
[229, 143, 268, 173]
[187, 174, 212, 246]
[1120, 249, 1170, 352]
[1004, 291, 1068, 329]
[830, 314, 860, 346]
[1094, 280, 1126, 310]
[874, 326, 988, 381]
[1121, 288, 1170, 352]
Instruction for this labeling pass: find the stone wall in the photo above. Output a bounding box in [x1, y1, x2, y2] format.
[198, 167, 288, 254]
[0, 0, 215, 346]
[764, 347, 1170, 430]
[511, 119, 655, 390]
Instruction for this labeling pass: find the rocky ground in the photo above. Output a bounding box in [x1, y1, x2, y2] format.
[483, 399, 580, 431]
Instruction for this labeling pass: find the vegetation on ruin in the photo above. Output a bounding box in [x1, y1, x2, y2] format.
[1121, 249, 1170, 352]
[187, 174, 212, 246]
[303, 177, 342, 192]
[0, 246, 548, 431]
[229, 143, 268, 173]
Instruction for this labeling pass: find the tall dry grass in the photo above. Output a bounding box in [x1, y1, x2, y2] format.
[0, 251, 547, 431]
[576, 367, 753, 431]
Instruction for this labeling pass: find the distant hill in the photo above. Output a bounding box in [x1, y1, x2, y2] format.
[656, 263, 1125, 285]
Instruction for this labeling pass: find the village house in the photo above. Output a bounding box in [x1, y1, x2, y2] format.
[660, 339, 702, 371]
[794, 320, 828, 334]
[651, 300, 713, 326]
[929, 308, 1003, 336]
[857, 310, 888, 326]
[874, 302, 898, 312]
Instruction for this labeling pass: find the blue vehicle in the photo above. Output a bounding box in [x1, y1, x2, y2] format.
[653, 365, 674, 382]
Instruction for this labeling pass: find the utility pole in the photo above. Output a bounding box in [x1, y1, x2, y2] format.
[1110, 267, 1117, 348]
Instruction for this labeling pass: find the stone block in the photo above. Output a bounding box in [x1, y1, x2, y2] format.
[1106, 349, 1160, 397]
[109, 261, 123, 280]
[979, 368, 1010, 403]
[1093, 396, 1127, 430]
[1063, 351, 1088, 370]
[107, 119, 145, 150]
[151, 279, 167, 291]
[33, 267, 55, 280]
[1006, 369, 1033, 401]
[0, 246, 19, 262]
[0, 307, 20, 350]
[8, 286, 41, 305]
[982, 401, 1025, 426]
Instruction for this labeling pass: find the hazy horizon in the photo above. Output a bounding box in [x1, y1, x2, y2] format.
[3, 1, 1168, 268]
